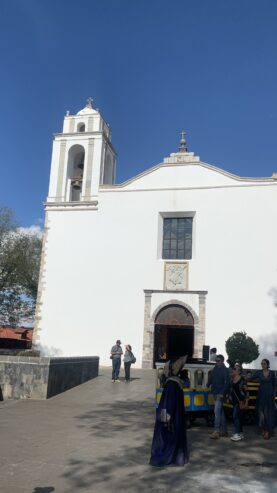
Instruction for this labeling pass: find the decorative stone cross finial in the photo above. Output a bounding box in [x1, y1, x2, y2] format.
[86, 97, 93, 108]
[179, 130, 188, 152]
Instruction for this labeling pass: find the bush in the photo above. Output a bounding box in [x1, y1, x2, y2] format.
[16, 349, 40, 357]
[225, 331, 259, 365]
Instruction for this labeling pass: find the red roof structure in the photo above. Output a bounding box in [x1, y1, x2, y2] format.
[0, 326, 33, 342]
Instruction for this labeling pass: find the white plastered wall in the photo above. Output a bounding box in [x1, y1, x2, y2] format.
[38, 163, 277, 369]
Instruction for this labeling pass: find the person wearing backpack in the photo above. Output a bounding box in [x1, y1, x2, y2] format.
[123, 344, 136, 382]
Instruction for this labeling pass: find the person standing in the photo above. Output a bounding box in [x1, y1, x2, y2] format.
[110, 340, 123, 382]
[249, 359, 276, 439]
[123, 344, 133, 382]
[207, 354, 229, 439]
[209, 347, 217, 362]
[230, 362, 249, 442]
[150, 356, 189, 467]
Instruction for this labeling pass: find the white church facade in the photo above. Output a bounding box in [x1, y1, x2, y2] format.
[34, 99, 277, 368]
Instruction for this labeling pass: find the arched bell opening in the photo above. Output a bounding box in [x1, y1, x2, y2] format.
[77, 122, 85, 132]
[153, 304, 194, 365]
[67, 144, 85, 201]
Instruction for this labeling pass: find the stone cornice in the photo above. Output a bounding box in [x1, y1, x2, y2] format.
[44, 200, 98, 211]
[99, 182, 277, 193]
[144, 289, 208, 295]
[53, 132, 117, 155]
[55, 131, 102, 137]
[99, 160, 276, 189]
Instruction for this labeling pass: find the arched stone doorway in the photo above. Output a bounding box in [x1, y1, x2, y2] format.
[154, 304, 194, 363]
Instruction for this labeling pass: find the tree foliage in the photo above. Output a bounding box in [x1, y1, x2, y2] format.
[225, 331, 260, 365]
[0, 288, 35, 327]
[0, 207, 42, 327]
[0, 207, 16, 241]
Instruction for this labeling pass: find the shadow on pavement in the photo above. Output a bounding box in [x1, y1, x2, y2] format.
[98, 374, 141, 382]
[32, 488, 55, 493]
[61, 397, 277, 493]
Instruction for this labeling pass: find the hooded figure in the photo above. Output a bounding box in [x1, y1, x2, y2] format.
[150, 356, 189, 467]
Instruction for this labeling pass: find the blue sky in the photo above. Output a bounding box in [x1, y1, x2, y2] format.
[1, 0, 277, 227]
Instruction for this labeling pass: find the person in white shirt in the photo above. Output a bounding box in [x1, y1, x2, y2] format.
[209, 347, 217, 362]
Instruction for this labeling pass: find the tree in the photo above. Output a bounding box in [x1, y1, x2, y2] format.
[225, 331, 260, 366]
[0, 288, 35, 327]
[5, 233, 42, 299]
[0, 208, 18, 292]
[0, 207, 16, 240]
[0, 207, 42, 326]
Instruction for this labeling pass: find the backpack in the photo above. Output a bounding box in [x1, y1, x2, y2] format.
[130, 352, 136, 364]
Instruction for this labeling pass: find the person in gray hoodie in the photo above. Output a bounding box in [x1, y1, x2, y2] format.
[123, 344, 133, 382]
[207, 354, 229, 439]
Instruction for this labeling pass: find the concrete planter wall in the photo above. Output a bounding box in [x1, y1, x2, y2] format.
[0, 356, 99, 400]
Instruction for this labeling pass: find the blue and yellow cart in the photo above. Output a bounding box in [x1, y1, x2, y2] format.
[155, 362, 215, 425]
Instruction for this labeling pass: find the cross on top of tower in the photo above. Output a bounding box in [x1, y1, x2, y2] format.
[77, 97, 97, 116]
[179, 130, 188, 152]
[86, 97, 94, 108]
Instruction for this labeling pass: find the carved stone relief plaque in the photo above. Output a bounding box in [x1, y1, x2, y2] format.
[164, 262, 188, 291]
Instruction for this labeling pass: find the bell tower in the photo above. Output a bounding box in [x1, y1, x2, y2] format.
[47, 98, 116, 205]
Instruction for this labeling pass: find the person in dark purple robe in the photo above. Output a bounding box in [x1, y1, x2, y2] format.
[150, 356, 189, 467]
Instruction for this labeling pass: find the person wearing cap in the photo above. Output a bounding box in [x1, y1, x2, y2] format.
[150, 356, 189, 467]
[110, 340, 123, 382]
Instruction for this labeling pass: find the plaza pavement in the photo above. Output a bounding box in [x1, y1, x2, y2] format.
[0, 367, 276, 493]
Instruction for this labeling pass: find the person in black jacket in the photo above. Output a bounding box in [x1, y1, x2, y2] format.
[207, 354, 229, 439]
[229, 362, 249, 441]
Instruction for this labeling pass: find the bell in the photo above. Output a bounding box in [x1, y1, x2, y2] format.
[72, 180, 81, 189]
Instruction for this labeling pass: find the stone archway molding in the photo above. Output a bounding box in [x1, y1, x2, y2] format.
[150, 299, 199, 328]
[142, 289, 207, 369]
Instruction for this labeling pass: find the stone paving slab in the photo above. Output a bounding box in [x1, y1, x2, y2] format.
[0, 367, 277, 493]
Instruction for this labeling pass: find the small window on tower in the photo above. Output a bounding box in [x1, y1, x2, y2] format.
[77, 123, 85, 132]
